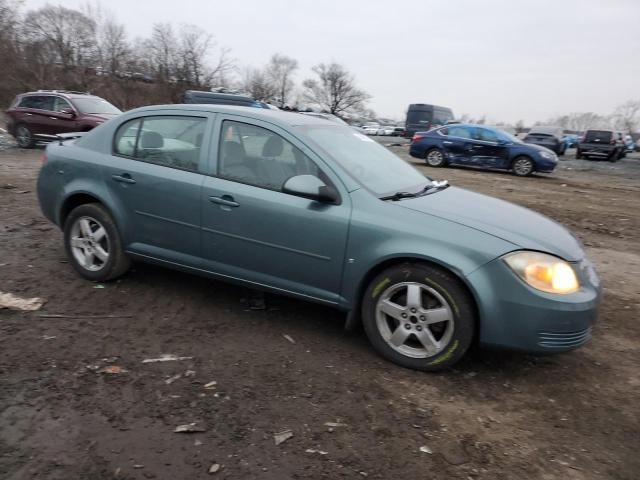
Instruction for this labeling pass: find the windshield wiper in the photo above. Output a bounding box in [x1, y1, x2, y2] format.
[381, 180, 450, 201]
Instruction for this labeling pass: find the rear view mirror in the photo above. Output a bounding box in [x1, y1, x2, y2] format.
[282, 175, 340, 204]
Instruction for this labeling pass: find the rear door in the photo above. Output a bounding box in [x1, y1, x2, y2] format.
[200, 116, 351, 303]
[102, 112, 212, 267]
[16, 95, 57, 135]
[440, 125, 474, 164]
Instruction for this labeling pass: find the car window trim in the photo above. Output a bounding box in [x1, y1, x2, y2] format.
[212, 115, 342, 202]
[111, 114, 209, 175]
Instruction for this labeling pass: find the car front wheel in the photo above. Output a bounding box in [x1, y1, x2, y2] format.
[64, 203, 131, 282]
[362, 263, 475, 371]
[512, 156, 534, 176]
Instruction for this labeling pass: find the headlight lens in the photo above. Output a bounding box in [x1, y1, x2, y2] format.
[503, 251, 579, 294]
[539, 150, 556, 160]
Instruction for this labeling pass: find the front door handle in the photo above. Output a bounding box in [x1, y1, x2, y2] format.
[443, 141, 453, 145]
[112, 173, 136, 184]
[209, 195, 239, 208]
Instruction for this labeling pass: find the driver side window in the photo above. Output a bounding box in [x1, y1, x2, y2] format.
[218, 120, 320, 191]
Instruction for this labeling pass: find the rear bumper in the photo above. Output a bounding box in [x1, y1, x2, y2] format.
[578, 144, 615, 156]
[466, 256, 601, 354]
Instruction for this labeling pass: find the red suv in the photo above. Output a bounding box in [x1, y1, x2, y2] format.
[5, 90, 122, 148]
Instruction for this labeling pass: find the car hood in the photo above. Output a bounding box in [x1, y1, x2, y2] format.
[398, 186, 583, 261]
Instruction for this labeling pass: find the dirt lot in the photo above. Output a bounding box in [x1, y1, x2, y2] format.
[1, 146, 639, 480]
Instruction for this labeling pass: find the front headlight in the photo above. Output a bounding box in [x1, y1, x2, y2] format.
[539, 150, 556, 160]
[503, 251, 579, 294]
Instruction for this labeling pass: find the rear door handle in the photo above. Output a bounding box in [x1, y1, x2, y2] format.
[112, 173, 136, 184]
[49, 117, 57, 120]
[209, 195, 239, 208]
[443, 141, 453, 144]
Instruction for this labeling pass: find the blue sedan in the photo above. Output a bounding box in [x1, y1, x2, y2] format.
[409, 123, 558, 176]
[37, 106, 599, 371]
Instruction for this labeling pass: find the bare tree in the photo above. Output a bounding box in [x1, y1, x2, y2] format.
[23, 5, 97, 73]
[612, 100, 640, 132]
[240, 67, 276, 102]
[148, 23, 178, 84]
[302, 63, 370, 116]
[266, 54, 298, 107]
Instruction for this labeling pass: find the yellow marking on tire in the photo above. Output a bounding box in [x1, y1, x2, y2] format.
[372, 278, 391, 299]
[428, 340, 459, 366]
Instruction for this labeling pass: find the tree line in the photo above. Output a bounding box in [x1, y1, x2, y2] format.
[0, 1, 372, 117]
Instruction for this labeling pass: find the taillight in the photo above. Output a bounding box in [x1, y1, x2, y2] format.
[412, 134, 424, 144]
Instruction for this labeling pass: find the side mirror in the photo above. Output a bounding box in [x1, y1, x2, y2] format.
[61, 108, 76, 118]
[282, 174, 340, 204]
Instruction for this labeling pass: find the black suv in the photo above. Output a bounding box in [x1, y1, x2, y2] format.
[577, 130, 625, 161]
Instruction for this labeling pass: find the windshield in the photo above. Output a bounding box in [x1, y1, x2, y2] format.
[301, 125, 429, 196]
[72, 97, 121, 115]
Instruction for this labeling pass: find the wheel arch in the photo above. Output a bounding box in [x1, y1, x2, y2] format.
[59, 191, 116, 228]
[345, 255, 482, 343]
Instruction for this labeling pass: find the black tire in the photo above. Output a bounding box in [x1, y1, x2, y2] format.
[558, 144, 566, 156]
[15, 124, 35, 148]
[511, 155, 534, 176]
[608, 149, 619, 163]
[63, 203, 130, 282]
[576, 151, 583, 160]
[361, 262, 475, 371]
[425, 148, 446, 167]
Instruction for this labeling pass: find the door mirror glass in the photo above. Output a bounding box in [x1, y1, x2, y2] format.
[282, 174, 339, 204]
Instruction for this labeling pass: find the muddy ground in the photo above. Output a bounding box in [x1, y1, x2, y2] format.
[1, 146, 639, 480]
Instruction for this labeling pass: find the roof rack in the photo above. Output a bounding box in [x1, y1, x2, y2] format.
[36, 89, 90, 95]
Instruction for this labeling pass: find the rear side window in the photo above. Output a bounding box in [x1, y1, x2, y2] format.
[113, 116, 206, 172]
[584, 130, 612, 143]
[448, 125, 472, 139]
[18, 95, 54, 110]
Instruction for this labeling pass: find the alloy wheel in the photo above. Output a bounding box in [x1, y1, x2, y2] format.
[69, 216, 110, 272]
[513, 157, 533, 176]
[426, 150, 444, 166]
[375, 282, 455, 359]
[16, 126, 32, 148]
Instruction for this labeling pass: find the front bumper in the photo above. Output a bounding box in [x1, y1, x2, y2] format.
[466, 255, 601, 353]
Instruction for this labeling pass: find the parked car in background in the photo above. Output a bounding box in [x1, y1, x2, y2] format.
[405, 103, 454, 138]
[299, 112, 348, 125]
[391, 126, 406, 137]
[362, 123, 383, 135]
[623, 134, 634, 153]
[182, 90, 269, 109]
[523, 126, 566, 155]
[563, 134, 579, 148]
[5, 90, 122, 148]
[380, 125, 395, 136]
[576, 129, 625, 161]
[410, 123, 558, 176]
[36, 104, 600, 371]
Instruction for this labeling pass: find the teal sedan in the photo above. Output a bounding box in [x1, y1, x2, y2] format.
[37, 105, 601, 371]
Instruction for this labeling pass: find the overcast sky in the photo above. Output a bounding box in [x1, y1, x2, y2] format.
[24, 0, 640, 123]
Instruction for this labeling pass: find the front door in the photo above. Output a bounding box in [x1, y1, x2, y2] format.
[102, 113, 211, 267]
[469, 126, 509, 168]
[200, 117, 351, 303]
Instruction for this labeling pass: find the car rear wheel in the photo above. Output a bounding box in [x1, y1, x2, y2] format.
[576, 151, 583, 159]
[64, 203, 131, 282]
[512, 156, 534, 176]
[15, 124, 34, 148]
[362, 263, 475, 371]
[425, 148, 446, 167]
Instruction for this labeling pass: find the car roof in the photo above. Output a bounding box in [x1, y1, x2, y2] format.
[20, 91, 98, 99]
[127, 104, 335, 127]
